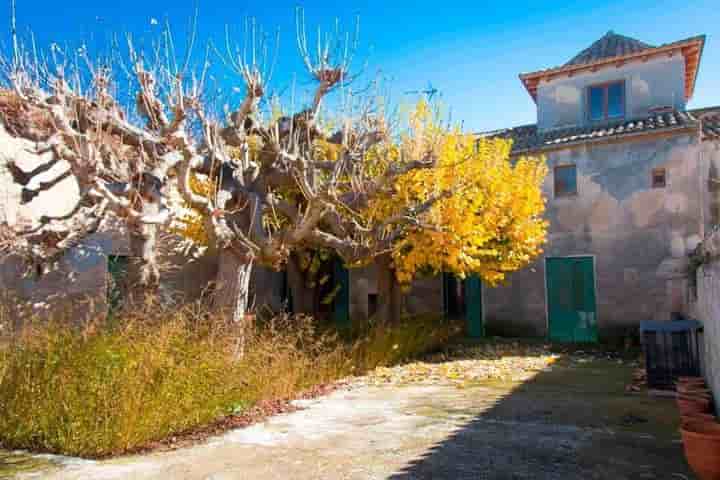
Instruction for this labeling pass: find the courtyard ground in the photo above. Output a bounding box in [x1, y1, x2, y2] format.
[2, 342, 694, 479]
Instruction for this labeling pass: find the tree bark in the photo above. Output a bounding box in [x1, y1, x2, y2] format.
[123, 193, 164, 306]
[286, 253, 315, 315]
[125, 227, 159, 304]
[215, 248, 254, 358]
[375, 253, 403, 325]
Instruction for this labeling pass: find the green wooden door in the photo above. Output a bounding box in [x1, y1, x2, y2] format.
[546, 257, 597, 343]
[442, 273, 483, 337]
[464, 275, 483, 338]
[333, 259, 351, 329]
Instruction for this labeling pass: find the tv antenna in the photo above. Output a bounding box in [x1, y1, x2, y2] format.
[404, 81, 440, 101]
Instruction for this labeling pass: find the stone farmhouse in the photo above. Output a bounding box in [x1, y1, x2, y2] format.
[2, 31, 720, 343]
[269, 31, 720, 342]
[480, 31, 720, 340]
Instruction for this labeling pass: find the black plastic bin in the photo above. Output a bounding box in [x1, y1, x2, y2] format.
[640, 319, 703, 390]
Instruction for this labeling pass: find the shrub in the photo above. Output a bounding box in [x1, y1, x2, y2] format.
[0, 302, 458, 458]
[0, 308, 244, 456]
[351, 314, 460, 370]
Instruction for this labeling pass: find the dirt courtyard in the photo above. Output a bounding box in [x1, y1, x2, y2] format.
[4, 344, 694, 479]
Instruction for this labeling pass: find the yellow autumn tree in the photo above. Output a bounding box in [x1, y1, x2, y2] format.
[364, 100, 548, 286]
[168, 94, 547, 325]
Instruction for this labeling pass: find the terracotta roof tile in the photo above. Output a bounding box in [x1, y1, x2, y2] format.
[480, 107, 720, 153]
[691, 107, 720, 140]
[566, 31, 654, 66]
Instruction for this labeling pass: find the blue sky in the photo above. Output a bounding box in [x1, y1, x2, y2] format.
[3, 0, 719, 132]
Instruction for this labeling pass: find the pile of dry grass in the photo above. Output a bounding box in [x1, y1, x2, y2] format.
[0, 299, 458, 458]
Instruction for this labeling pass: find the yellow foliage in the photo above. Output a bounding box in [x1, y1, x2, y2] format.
[312, 138, 342, 162]
[170, 173, 214, 246]
[365, 99, 548, 285]
[169, 99, 548, 285]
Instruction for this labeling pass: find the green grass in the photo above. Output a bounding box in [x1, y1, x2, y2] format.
[0, 303, 459, 458]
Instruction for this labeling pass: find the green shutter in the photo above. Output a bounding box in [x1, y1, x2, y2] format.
[444, 272, 483, 337]
[333, 259, 350, 329]
[464, 275, 483, 338]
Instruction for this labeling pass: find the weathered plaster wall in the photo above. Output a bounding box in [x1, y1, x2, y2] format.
[536, 55, 686, 131]
[690, 141, 720, 407]
[251, 267, 285, 312]
[0, 124, 119, 322]
[0, 123, 221, 322]
[348, 265, 443, 324]
[694, 260, 720, 409]
[690, 228, 720, 411]
[699, 140, 720, 234]
[0, 234, 112, 324]
[485, 133, 703, 338]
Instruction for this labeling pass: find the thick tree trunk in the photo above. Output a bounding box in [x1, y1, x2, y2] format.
[123, 191, 165, 307]
[286, 253, 315, 315]
[215, 248, 254, 358]
[216, 249, 254, 322]
[125, 223, 159, 306]
[375, 254, 403, 325]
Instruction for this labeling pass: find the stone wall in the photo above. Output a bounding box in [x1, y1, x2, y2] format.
[690, 140, 720, 405]
[0, 118, 227, 322]
[348, 265, 443, 324]
[690, 227, 720, 409]
[0, 235, 112, 324]
[0, 123, 117, 323]
[693, 260, 720, 407]
[485, 132, 705, 339]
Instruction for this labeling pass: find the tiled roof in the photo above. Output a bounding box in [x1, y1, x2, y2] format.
[480, 107, 720, 154]
[566, 31, 654, 66]
[690, 107, 720, 139]
[519, 34, 705, 102]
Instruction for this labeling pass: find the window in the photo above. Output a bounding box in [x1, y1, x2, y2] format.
[588, 81, 625, 121]
[554, 165, 577, 197]
[652, 168, 667, 188]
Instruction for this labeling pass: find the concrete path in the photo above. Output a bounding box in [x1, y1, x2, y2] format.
[13, 358, 694, 480]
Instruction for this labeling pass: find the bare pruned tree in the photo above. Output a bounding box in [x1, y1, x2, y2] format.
[0, 14, 181, 300]
[1, 8, 466, 333]
[169, 10, 453, 329]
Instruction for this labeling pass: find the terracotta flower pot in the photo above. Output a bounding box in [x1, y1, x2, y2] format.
[678, 390, 714, 403]
[678, 394, 713, 415]
[681, 420, 720, 479]
[678, 384, 712, 396]
[682, 412, 718, 427]
[678, 376, 707, 386]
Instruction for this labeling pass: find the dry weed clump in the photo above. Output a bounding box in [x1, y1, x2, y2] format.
[0, 299, 457, 458]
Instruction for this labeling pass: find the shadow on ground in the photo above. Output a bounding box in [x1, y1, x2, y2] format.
[389, 343, 693, 480]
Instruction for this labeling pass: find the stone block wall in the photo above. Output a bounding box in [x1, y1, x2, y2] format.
[693, 259, 720, 408]
[691, 229, 720, 410]
[348, 265, 443, 324]
[485, 133, 704, 339]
